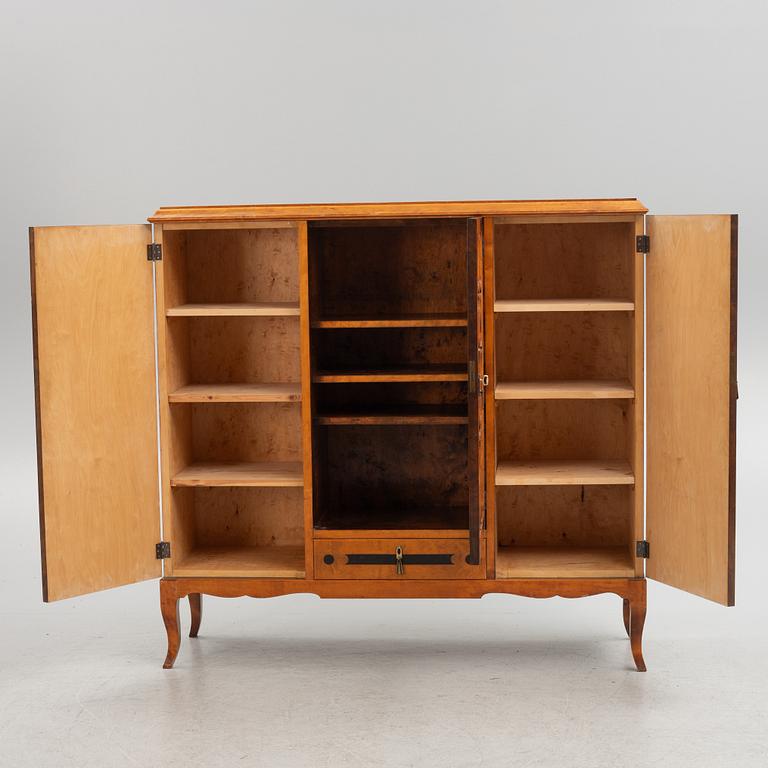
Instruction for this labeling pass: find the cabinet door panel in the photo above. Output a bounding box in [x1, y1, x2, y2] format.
[646, 215, 737, 605]
[31, 225, 161, 601]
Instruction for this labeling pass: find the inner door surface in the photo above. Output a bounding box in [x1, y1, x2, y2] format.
[646, 214, 737, 605]
[31, 225, 161, 601]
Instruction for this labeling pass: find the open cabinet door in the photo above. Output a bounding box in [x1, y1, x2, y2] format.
[646, 215, 737, 605]
[466, 218, 484, 565]
[31, 225, 162, 601]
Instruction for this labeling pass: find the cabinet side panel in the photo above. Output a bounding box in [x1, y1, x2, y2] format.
[646, 214, 735, 605]
[31, 225, 161, 600]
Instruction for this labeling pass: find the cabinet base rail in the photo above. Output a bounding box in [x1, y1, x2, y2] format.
[160, 576, 647, 672]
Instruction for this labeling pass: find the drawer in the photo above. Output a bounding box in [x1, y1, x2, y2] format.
[314, 538, 484, 579]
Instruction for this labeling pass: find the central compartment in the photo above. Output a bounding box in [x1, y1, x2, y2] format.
[307, 218, 479, 539]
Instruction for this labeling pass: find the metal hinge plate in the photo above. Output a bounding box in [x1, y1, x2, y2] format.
[147, 243, 162, 261]
[636, 235, 650, 253]
[636, 540, 650, 558]
[156, 541, 171, 559]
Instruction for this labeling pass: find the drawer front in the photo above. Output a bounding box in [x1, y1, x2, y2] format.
[314, 538, 484, 580]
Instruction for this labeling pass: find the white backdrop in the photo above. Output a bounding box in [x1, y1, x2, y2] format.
[1, 2, 766, 766]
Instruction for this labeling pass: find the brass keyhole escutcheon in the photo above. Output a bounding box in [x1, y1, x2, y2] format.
[395, 546, 404, 575]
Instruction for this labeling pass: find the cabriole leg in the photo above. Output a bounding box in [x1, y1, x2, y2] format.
[160, 580, 181, 669]
[189, 593, 202, 638]
[629, 583, 647, 672]
[622, 598, 631, 637]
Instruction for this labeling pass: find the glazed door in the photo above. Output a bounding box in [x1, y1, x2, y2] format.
[646, 215, 737, 605]
[31, 225, 162, 601]
[466, 218, 484, 565]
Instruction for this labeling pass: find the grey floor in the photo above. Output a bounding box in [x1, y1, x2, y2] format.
[2, 580, 767, 768]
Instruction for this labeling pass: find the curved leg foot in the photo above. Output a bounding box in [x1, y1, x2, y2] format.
[629, 588, 647, 672]
[160, 582, 181, 669]
[622, 598, 631, 637]
[189, 593, 202, 638]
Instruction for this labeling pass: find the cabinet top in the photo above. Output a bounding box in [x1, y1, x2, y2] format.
[149, 198, 647, 223]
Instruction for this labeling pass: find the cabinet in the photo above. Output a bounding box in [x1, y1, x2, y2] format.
[29, 199, 738, 671]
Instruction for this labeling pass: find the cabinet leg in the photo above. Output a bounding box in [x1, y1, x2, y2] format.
[622, 598, 631, 637]
[160, 582, 181, 669]
[629, 588, 647, 672]
[189, 593, 202, 638]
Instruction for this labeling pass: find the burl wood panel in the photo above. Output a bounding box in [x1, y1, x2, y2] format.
[317, 424, 469, 528]
[179, 402, 302, 463]
[163, 227, 299, 305]
[495, 400, 630, 461]
[314, 327, 468, 372]
[496, 486, 632, 547]
[310, 221, 467, 318]
[494, 312, 631, 382]
[314, 538, 484, 579]
[493, 221, 635, 301]
[185, 487, 304, 546]
[168, 316, 301, 384]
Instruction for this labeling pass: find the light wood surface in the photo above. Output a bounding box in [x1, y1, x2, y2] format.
[311, 313, 467, 328]
[167, 302, 300, 317]
[496, 460, 634, 486]
[492, 221, 635, 302]
[149, 199, 648, 223]
[172, 461, 303, 487]
[646, 214, 737, 605]
[494, 299, 634, 312]
[173, 545, 305, 577]
[496, 546, 634, 578]
[169, 383, 301, 402]
[30, 225, 161, 601]
[494, 312, 630, 381]
[495, 400, 629, 461]
[496, 486, 632, 547]
[495, 380, 634, 399]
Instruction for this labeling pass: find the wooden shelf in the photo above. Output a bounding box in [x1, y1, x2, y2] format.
[312, 313, 467, 329]
[315, 405, 467, 425]
[172, 461, 303, 487]
[314, 528, 474, 540]
[494, 299, 634, 313]
[169, 383, 301, 403]
[173, 545, 305, 578]
[313, 364, 467, 384]
[496, 460, 634, 486]
[167, 302, 300, 317]
[496, 546, 634, 578]
[314, 506, 469, 532]
[495, 380, 634, 400]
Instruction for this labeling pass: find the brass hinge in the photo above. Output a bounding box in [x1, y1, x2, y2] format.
[156, 541, 171, 559]
[636, 540, 650, 558]
[636, 235, 650, 253]
[147, 243, 162, 261]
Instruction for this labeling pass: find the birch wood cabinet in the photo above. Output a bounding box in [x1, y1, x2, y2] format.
[29, 198, 738, 670]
